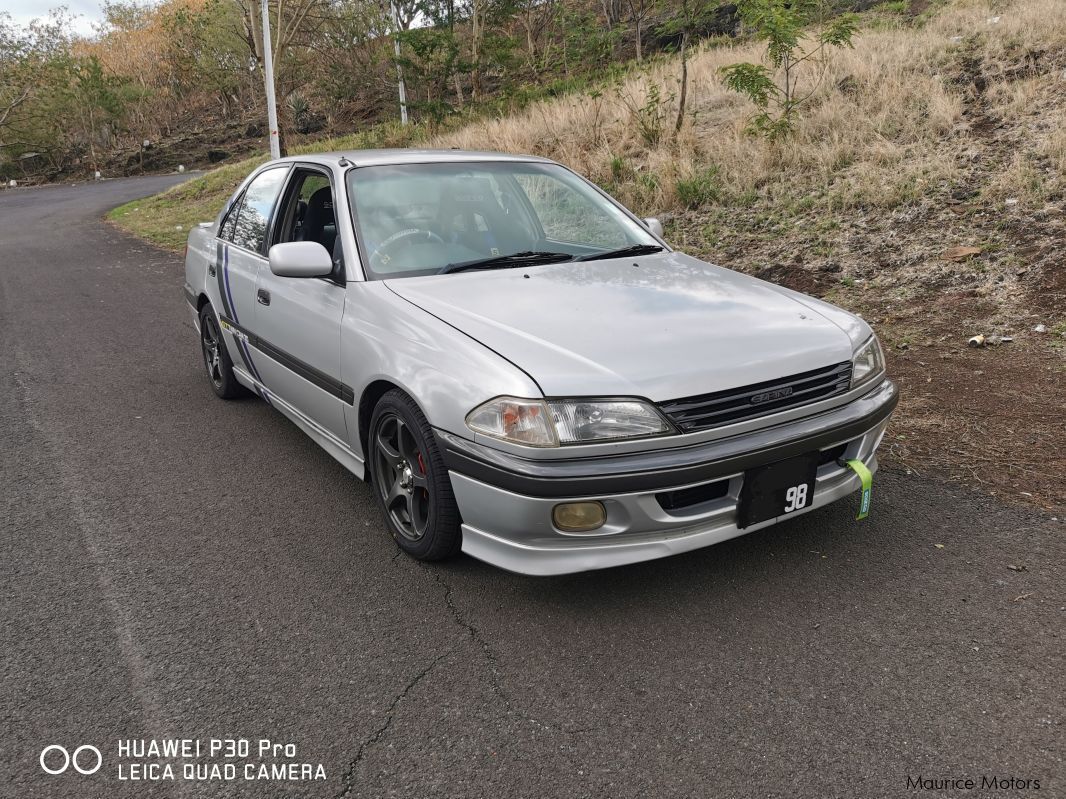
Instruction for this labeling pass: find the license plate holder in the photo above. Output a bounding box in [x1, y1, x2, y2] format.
[737, 452, 820, 529]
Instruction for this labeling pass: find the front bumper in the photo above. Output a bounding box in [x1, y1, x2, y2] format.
[438, 379, 898, 576]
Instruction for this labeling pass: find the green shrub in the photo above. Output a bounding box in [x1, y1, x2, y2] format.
[675, 167, 723, 209]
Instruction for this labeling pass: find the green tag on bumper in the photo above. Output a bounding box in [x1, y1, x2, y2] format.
[843, 458, 873, 520]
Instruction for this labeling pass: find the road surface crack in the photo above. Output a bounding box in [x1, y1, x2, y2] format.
[332, 650, 449, 799]
[427, 568, 557, 735]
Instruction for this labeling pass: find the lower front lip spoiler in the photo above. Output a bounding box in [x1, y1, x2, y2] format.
[454, 454, 880, 577]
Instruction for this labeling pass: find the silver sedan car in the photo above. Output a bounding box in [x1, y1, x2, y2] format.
[184, 150, 897, 575]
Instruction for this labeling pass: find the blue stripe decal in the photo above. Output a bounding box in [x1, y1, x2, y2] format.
[221, 244, 272, 406]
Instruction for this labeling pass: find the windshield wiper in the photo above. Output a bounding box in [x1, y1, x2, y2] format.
[575, 244, 665, 262]
[439, 251, 575, 274]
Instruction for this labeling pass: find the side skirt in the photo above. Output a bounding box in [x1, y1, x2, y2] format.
[233, 365, 366, 481]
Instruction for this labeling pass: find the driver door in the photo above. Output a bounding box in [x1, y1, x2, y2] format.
[252, 166, 349, 442]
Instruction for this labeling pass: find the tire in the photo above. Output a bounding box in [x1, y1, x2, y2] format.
[369, 390, 461, 561]
[199, 304, 247, 400]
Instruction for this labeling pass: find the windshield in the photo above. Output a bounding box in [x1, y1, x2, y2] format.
[346, 161, 660, 279]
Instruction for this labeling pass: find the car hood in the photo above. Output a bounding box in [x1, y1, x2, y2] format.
[384, 252, 858, 401]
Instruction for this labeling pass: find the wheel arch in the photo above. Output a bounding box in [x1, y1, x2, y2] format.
[358, 379, 427, 479]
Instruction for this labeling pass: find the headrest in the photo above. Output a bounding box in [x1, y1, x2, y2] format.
[307, 186, 333, 215]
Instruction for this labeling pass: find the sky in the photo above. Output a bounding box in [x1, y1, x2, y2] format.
[2, 0, 106, 36]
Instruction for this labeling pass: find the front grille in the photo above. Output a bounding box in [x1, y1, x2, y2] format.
[659, 361, 852, 433]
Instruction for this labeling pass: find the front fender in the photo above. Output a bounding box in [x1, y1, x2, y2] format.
[340, 281, 541, 460]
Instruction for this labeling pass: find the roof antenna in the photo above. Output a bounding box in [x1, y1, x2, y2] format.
[338, 156, 352, 167]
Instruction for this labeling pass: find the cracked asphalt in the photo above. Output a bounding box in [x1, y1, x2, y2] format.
[1, 177, 1063, 799]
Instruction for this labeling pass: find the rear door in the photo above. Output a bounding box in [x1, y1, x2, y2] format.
[251, 166, 349, 441]
[214, 166, 289, 400]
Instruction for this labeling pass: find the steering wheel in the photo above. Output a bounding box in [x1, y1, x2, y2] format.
[369, 228, 445, 270]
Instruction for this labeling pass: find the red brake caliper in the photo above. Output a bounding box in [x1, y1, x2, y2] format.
[417, 452, 426, 474]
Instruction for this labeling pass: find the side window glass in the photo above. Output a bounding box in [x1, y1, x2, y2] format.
[218, 193, 242, 242]
[232, 168, 287, 253]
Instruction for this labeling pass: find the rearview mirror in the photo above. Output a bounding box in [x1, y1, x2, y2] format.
[268, 241, 333, 278]
[642, 217, 664, 238]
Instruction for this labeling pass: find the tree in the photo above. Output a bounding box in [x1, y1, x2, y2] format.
[625, 0, 657, 61]
[451, 0, 514, 101]
[162, 0, 253, 122]
[0, 15, 33, 137]
[68, 54, 129, 170]
[719, 0, 856, 139]
[419, 0, 466, 105]
[233, 0, 331, 154]
[601, 0, 625, 29]
[395, 25, 463, 122]
[658, 0, 709, 137]
[312, 0, 392, 119]
[0, 11, 84, 173]
[513, 0, 557, 69]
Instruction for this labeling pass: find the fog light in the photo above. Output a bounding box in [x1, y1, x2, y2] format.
[552, 501, 606, 532]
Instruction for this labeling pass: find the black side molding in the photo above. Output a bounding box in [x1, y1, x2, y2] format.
[218, 314, 355, 405]
[437, 380, 899, 498]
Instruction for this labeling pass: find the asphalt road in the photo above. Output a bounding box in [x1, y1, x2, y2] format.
[1, 176, 1062, 799]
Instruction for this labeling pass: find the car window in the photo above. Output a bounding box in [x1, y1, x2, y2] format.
[218, 192, 243, 242]
[299, 174, 330, 202]
[274, 170, 339, 262]
[347, 162, 656, 279]
[232, 167, 288, 253]
[513, 172, 629, 248]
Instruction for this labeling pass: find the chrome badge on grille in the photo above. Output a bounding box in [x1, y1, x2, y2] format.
[750, 387, 793, 405]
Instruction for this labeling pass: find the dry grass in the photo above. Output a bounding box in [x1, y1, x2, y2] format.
[431, 0, 1066, 216]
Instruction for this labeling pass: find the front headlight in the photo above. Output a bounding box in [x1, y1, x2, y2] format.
[549, 399, 672, 443]
[466, 397, 673, 446]
[851, 335, 885, 389]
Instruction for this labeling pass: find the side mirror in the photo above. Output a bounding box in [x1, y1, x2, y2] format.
[268, 241, 333, 278]
[642, 217, 664, 239]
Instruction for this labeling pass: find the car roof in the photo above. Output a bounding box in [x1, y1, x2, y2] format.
[270, 149, 555, 168]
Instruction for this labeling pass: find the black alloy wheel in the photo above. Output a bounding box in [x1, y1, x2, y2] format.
[369, 390, 461, 561]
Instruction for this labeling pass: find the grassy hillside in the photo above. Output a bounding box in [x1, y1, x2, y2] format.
[114, 0, 1065, 268]
[111, 0, 1065, 510]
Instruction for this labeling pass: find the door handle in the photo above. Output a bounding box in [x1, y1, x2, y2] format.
[257, 288, 271, 306]
[208, 263, 216, 277]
